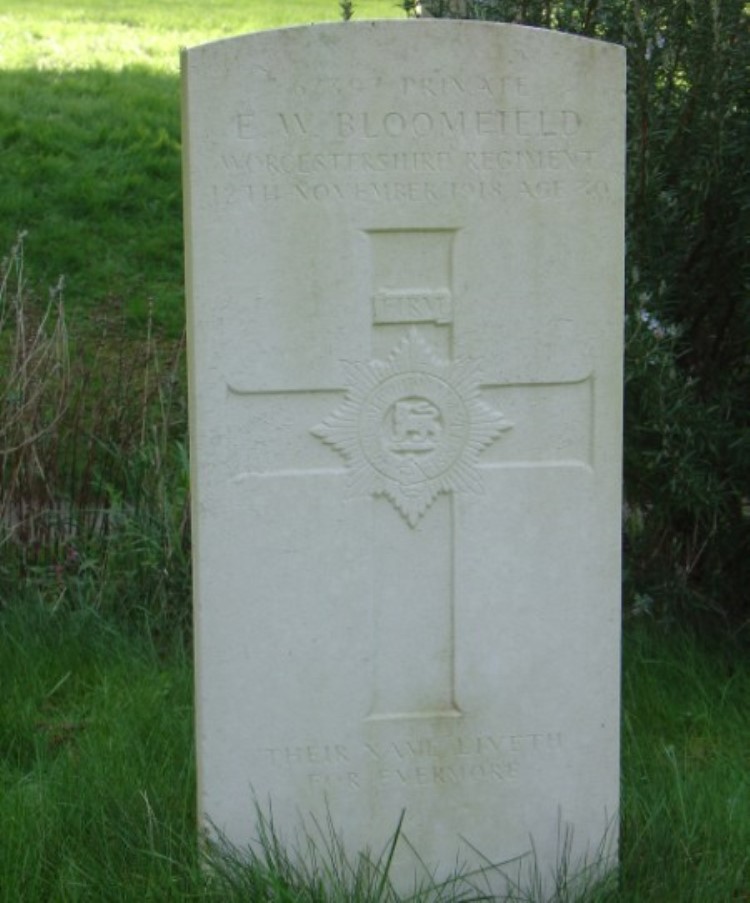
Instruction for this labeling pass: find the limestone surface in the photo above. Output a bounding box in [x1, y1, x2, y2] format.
[182, 20, 625, 895]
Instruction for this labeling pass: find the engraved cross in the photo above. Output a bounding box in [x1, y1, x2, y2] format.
[228, 229, 593, 721]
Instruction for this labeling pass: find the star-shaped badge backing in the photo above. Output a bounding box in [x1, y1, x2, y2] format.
[312, 330, 512, 526]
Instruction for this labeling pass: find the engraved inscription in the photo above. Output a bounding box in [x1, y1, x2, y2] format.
[236, 108, 581, 142]
[209, 175, 605, 209]
[372, 288, 452, 325]
[400, 73, 529, 99]
[335, 108, 581, 139]
[261, 732, 565, 791]
[289, 71, 529, 101]
[311, 330, 512, 527]
[206, 66, 614, 210]
[220, 149, 595, 176]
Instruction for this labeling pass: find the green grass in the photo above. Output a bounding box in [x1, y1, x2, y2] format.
[0, 603, 199, 900]
[0, 0, 406, 72]
[619, 625, 750, 901]
[0, 0, 405, 335]
[1, 602, 748, 900]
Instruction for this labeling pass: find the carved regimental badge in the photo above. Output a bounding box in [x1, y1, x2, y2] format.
[312, 330, 513, 526]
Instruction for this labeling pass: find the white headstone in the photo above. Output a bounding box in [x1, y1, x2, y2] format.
[183, 20, 624, 895]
